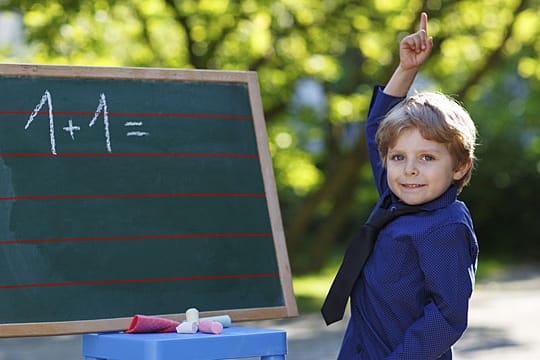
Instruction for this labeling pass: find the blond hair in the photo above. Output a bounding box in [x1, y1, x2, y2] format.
[375, 92, 477, 192]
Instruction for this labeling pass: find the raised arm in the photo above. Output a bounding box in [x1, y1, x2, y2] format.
[384, 12, 433, 97]
[365, 13, 434, 194]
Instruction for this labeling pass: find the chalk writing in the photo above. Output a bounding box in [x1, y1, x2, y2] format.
[63, 119, 80, 140]
[124, 120, 150, 137]
[25, 90, 57, 154]
[89, 93, 112, 153]
[24, 91, 151, 154]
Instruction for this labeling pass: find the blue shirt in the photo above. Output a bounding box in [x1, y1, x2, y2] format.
[337, 87, 479, 359]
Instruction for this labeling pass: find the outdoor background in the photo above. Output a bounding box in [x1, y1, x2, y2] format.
[1, 0, 540, 358]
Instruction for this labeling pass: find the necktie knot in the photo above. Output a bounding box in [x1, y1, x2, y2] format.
[366, 202, 420, 230]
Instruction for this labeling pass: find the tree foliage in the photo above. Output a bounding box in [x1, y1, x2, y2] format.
[2, 0, 540, 272]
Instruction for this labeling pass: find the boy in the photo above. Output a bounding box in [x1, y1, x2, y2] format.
[326, 13, 479, 359]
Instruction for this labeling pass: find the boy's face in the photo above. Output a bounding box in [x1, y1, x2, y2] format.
[386, 128, 469, 205]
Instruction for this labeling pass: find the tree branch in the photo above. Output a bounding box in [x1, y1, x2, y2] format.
[285, 130, 368, 262]
[163, 0, 198, 67]
[132, 4, 167, 66]
[456, 0, 530, 99]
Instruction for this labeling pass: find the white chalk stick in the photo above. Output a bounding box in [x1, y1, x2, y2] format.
[176, 321, 198, 334]
[185, 308, 199, 324]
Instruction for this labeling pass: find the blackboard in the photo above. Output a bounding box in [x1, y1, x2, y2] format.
[0, 64, 297, 337]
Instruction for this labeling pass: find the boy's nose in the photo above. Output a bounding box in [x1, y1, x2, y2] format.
[405, 161, 419, 176]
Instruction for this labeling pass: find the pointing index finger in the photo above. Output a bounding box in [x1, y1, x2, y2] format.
[419, 12, 428, 34]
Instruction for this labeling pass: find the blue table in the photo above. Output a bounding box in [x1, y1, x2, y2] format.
[82, 326, 287, 360]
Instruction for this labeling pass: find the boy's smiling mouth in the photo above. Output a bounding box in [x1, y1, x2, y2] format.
[401, 183, 425, 188]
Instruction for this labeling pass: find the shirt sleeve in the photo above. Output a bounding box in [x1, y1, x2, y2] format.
[365, 86, 405, 196]
[385, 223, 477, 360]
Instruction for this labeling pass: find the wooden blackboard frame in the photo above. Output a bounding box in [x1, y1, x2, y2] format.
[0, 63, 297, 337]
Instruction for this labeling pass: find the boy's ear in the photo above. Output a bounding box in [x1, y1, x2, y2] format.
[453, 159, 472, 181]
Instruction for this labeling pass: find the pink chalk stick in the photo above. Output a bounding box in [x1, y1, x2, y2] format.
[198, 319, 223, 334]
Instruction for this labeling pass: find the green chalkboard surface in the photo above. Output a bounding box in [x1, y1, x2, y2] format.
[0, 64, 296, 337]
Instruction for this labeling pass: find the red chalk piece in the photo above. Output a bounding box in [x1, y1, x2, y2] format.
[125, 314, 180, 333]
[198, 319, 223, 334]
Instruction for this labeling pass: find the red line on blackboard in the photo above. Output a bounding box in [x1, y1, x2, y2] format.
[0, 193, 265, 201]
[0, 233, 272, 245]
[0, 153, 259, 158]
[0, 273, 279, 289]
[111, 112, 253, 121]
[0, 111, 253, 121]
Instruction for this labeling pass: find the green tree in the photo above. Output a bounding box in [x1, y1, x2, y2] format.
[2, 0, 540, 272]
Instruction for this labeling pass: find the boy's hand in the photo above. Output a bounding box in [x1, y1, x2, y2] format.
[383, 12, 434, 97]
[399, 12, 433, 70]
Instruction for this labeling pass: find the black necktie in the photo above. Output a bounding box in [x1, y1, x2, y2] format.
[321, 196, 422, 325]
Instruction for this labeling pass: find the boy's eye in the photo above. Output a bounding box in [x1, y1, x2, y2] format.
[421, 154, 435, 161]
[390, 154, 404, 161]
